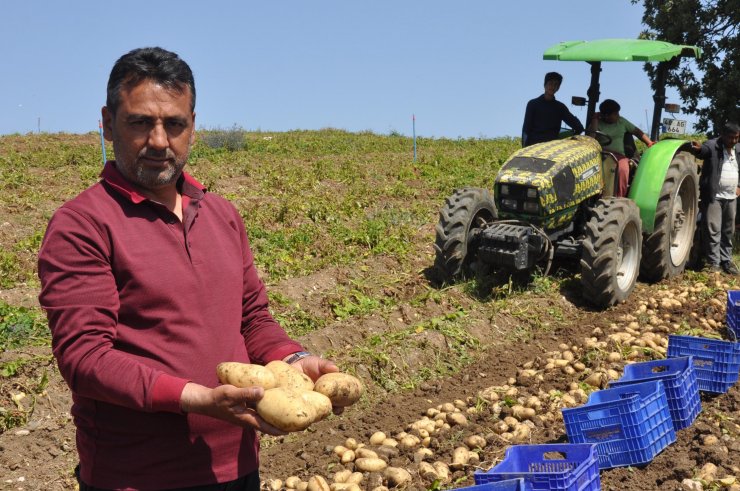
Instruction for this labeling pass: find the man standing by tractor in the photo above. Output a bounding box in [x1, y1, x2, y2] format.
[692, 122, 740, 274]
[521, 71, 584, 147]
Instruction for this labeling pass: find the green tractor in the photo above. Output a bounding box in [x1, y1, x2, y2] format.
[434, 39, 702, 307]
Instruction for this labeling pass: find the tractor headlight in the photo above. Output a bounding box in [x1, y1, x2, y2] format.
[523, 201, 539, 213]
[526, 187, 538, 199]
[501, 198, 517, 210]
[500, 184, 510, 196]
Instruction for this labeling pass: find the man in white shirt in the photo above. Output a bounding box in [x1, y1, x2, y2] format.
[693, 122, 740, 274]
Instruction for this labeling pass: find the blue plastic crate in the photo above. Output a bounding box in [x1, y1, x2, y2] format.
[667, 335, 740, 394]
[561, 381, 676, 469]
[451, 479, 525, 491]
[726, 290, 740, 341]
[609, 356, 701, 431]
[473, 444, 600, 491]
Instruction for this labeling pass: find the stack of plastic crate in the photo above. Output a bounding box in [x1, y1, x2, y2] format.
[609, 356, 701, 431]
[561, 380, 675, 469]
[473, 443, 601, 491]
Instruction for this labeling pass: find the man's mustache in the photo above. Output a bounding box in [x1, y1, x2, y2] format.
[138, 148, 176, 160]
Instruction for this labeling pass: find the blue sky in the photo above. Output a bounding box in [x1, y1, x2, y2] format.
[0, 1, 700, 138]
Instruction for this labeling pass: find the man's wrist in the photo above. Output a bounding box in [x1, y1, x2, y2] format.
[283, 351, 312, 364]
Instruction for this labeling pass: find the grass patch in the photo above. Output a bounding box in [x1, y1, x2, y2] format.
[0, 302, 50, 351]
[342, 309, 479, 391]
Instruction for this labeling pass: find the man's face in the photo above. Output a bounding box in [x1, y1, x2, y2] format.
[721, 131, 739, 150]
[102, 79, 195, 193]
[603, 112, 620, 124]
[544, 79, 561, 97]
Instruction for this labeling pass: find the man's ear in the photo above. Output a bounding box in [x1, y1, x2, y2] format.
[101, 106, 114, 141]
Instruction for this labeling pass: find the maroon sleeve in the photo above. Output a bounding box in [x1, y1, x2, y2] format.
[235, 213, 303, 364]
[38, 208, 189, 412]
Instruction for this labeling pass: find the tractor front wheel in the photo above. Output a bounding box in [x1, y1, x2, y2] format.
[640, 152, 698, 281]
[433, 187, 497, 283]
[581, 198, 642, 308]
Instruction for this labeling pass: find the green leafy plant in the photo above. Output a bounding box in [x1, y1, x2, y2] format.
[0, 302, 50, 351]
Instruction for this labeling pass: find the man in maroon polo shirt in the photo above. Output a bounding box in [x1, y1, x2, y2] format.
[37, 47, 339, 491]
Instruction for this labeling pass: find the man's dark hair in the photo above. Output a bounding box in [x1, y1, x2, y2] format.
[544, 72, 563, 85]
[599, 99, 621, 115]
[106, 47, 195, 114]
[722, 121, 740, 135]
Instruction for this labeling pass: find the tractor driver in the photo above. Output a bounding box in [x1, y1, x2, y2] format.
[589, 99, 654, 198]
[521, 72, 584, 147]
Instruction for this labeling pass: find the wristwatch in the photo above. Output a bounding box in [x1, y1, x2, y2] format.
[284, 351, 312, 365]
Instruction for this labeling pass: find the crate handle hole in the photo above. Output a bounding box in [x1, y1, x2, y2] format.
[651, 365, 668, 373]
[619, 392, 639, 399]
[543, 451, 567, 460]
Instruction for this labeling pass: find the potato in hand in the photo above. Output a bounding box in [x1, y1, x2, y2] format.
[216, 362, 277, 389]
[256, 387, 332, 432]
[313, 372, 363, 407]
[216, 360, 362, 432]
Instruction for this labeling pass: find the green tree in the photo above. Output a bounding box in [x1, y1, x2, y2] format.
[633, 0, 739, 134]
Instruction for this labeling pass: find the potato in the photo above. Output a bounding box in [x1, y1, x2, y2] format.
[285, 476, 302, 489]
[256, 387, 330, 432]
[464, 435, 486, 450]
[307, 476, 330, 491]
[346, 472, 363, 485]
[369, 431, 386, 445]
[419, 461, 438, 479]
[216, 362, 276, 389]
[384, 467, 412, 488]
[340, 449, 356, 464]
[354, 457, 387, 472]
[450, 446, 470, 470]
[355, 448, 378, 459]
[266, 360, 315, 391]
[301, 390, 333, 421]
[330, 484, 360, 491]
[313, 372, 363, 407]
[432, 462, 450, 482]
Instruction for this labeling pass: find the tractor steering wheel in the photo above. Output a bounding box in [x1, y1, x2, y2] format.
[586, 129, 612, 147]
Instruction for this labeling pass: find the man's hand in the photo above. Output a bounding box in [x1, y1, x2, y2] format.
[290, 355, 339, 381]
[290, 355, 345, 414]
[180, 382, 287, 435]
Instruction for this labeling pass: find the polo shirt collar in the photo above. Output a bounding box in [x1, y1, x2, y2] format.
[100, 161, 206, 204]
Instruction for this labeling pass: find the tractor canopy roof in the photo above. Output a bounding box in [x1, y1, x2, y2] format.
[543, 38, 701, 62]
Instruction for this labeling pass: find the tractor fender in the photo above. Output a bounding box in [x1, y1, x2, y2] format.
[627, 139, 694, 233]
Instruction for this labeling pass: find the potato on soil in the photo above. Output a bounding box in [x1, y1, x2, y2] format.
[384, 467, 412, 488]
[216, 362, 277, 389]
[313, 372, 363, 407]
[354, 457, 387, 472]
[256, 387, 331, 432]
[266, 360, 315, 391]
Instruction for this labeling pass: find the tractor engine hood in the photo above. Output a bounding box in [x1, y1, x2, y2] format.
[494, 136, 602, 230]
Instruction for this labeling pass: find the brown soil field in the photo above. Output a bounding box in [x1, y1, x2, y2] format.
[1, 132, 739, 491]
[2, 270, 740, 491]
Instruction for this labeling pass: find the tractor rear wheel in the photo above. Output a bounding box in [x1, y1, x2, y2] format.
[640, 152, 698, 281]
[581, 198, 642, 307]
[433, 187, 496, 282]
